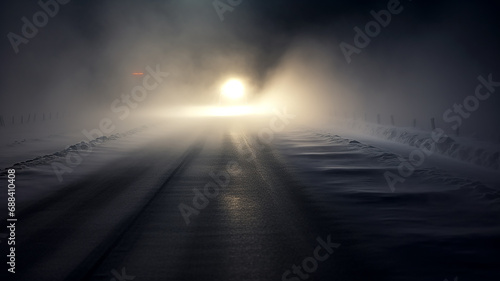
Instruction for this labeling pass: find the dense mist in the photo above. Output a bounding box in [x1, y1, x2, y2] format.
[1, 0, 499, 140]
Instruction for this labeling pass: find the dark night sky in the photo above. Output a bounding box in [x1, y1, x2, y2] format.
[2, 0, 499, 71]
[0, 0, 499, 136]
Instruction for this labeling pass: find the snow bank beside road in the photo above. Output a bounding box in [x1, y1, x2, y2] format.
[332, 120, 500, 171]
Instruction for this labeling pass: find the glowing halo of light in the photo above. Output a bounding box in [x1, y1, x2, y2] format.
[221, 79, 245, 99]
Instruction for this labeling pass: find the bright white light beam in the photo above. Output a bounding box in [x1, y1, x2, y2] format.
[221, 79, 245, 99]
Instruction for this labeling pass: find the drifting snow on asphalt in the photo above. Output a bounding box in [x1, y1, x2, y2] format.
[1, 120, 499, 281]
[274, 128, 500, 281]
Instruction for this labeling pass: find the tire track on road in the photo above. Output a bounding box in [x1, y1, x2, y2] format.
[71, 136, 207, 281]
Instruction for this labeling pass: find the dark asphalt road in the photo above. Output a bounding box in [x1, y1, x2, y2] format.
[1, 122, 368, 281]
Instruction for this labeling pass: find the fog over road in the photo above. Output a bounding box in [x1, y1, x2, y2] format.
[1, 1, 499, 281]
[2, 120, 353, 281]
[0, 117, 499, 281]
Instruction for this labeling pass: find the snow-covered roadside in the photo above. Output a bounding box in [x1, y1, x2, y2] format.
[0, 126, 149, 175]
[0, 122, 183, 207]
[276, 128, 500, 196]
[328, 120, 500, 171]
[0, 122, 85, 170]
[300, 119, 500, 191]
[273, 128, 500, 281]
